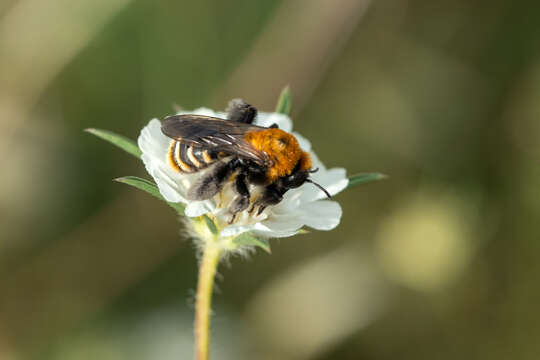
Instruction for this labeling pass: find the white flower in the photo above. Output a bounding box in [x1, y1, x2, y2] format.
[138, 108, 348, 239]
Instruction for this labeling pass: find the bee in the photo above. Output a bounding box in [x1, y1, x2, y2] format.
[161, 99, 330, 222]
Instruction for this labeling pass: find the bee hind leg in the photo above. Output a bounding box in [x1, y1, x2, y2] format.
[226, 99, 257, 124]
[186, 160, 239, 200]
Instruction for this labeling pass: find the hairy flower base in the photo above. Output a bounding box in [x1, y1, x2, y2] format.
[187, 216, 250, 254]
[138, 108, 348, 242]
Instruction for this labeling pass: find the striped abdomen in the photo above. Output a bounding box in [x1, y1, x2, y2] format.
[167, 140, 221, 173]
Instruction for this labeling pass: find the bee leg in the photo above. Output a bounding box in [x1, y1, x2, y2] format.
[217, 191, 223, 208]
[248, 203, 256, 215]
[253, 184, 285, 216]
[226, 99, 257, 124]
[186, 159, 240, 200]
[229, 173, 250, 223]
[269, 123, 279, 128]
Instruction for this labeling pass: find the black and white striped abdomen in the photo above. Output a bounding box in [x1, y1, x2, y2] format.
[167, 140, 221, 173]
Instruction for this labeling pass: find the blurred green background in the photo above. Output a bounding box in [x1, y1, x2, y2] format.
[1, 0, 540, 359]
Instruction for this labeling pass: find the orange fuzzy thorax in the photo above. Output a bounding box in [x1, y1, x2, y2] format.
[245, 128, 312, 182]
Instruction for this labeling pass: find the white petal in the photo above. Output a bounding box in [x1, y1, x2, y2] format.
[255, 112, 292, 132]
[252, 228, 300, 238]
[293, 132, 312, 152]
[185, 200, 215, 217]
[177, 107, 219, 117]
[269, 166, 348, 212]
[307, 151, 327, 172]
[270, 189, 302, 213]
[220, 224, 255, 237]
[138, 119, 170, 159]
[251, 223, 301, 239]
[300, 167, 349, 203]
[221, 220, 301, 239]
[299, 200, 342, 230]
[138, 119, 190, 203]
[252, 212, 305, 237]
[150, 162, 185, 203]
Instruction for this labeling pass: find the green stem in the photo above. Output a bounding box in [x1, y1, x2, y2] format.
[194, 244, 222, 360]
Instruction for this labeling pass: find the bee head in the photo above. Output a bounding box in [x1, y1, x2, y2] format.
[281, 165, 331, 199]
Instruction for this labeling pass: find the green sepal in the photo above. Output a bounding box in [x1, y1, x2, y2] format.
[203, 215, 218, 235]
[85, 128, 142, 159]
[347, 173, 387, 189]
[114, 176, 185, 215]
[275, 86, 292, 115]
[233, 232, 271, 253]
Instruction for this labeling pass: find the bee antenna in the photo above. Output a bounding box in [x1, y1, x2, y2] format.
[308, 167, 319, 174]
[306, 179, 331, 199]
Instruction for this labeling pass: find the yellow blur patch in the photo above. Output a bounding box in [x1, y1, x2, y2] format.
[375, 188, 477, 292]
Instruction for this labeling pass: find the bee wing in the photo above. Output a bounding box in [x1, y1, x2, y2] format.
[161, 115, 270, 165]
